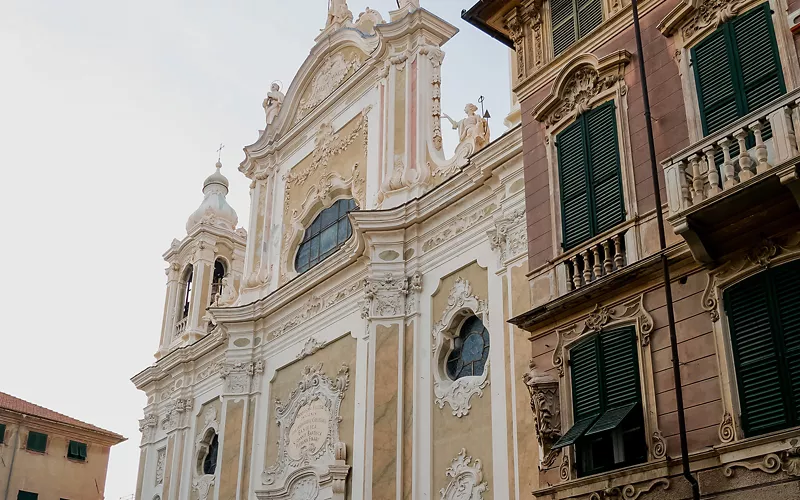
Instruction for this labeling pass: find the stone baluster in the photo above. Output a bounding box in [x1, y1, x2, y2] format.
[718, 138, 736, 189]
[581, 250, 592, 284]
[613, 234, 624, 269]
[602, 240, 613, 274]
[676, 159, 691, 208]
[749, 121, 769, 174]
[592, 244, 602, 279]
[734, 128, 754, 181]
[703, 145, 720, 196]
[571, 255, 582, 289]
[690, 154, 704, 202]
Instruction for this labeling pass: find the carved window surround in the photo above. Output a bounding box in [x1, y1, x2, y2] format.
[432, 277, 490, 417]
[701, 231, 800, 444]
[532, 52, 641, 293]
[549, 294, 665, 481]
[658, 0, 800, 143]
[513, 0, 667, 102]
[192, 406, 220, 500]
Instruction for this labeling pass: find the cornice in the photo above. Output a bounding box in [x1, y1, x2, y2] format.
[0, 409, 126, 445]
[214, 127, 522, 325]
[373, 8, 459, 49]
[130, 327, 228, 389]
[162, 224, 247, 262]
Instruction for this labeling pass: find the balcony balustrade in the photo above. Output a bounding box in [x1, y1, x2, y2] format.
[661, 89, 800, 262]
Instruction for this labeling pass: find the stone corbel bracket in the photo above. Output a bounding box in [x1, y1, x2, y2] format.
[432, 277, 490, 417]
[523, 363, 561, 468]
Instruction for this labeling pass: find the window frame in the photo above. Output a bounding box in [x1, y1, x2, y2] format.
[445, 315, 491, 381]
[722, 260, 800, 437]
[293, 198, 357, 275]
[690, 2, 786, 138]
[0, 423, 5, 444]
[67, 440, 88, 462]
[17, 492, 37, 500]
[551, 294, 662, 481]
[555, 100, 626, 250]
[664, 0, 800, 144]
[26, 431, 47, 453]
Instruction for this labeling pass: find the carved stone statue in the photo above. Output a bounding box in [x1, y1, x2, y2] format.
[398, 0, 420, 10]
[326, 0, 353, 27]
[262, 83, 284, 128]
[217, 274, 238, 306]
[442, 103, 490, 154]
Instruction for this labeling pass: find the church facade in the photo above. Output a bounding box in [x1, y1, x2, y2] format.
[132, 3, 539, 500]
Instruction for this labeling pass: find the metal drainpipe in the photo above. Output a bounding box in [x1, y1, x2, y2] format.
[3, 419, 21, 500]
[629, 0, 701, 498]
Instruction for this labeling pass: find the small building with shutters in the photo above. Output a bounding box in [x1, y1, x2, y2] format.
[464, 0, 800, 498]
[0, 391, 125, 500]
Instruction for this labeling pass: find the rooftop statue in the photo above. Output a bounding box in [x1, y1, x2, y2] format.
[262, 82, 285, 129]
[326, 0, 353, 27]
[443, 103, 490, 154]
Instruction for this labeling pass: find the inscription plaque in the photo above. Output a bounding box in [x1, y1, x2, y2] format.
[287, 398, 331, 460]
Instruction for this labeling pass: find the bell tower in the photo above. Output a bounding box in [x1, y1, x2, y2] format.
[155, 161, 247, 358]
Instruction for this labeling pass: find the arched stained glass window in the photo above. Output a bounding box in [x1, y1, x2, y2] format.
[295, 198, 357, 274]
[446, 316, 490, 380]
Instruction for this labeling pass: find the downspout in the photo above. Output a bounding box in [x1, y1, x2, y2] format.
[629, 0, 701, 498]
[3, 420, 21, 500]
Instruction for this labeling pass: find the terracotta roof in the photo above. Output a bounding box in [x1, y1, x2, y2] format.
[0, 391, 125, 441]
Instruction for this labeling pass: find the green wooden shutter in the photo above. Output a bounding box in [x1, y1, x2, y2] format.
[552, 0, 577, 56]
[26, 431, 47, 453]
[558, 119, 592, 249]
[586, 103, 624, 234]
[553, 337, 601, 448]
[600, 327, 640, 408]
[692, 29, 739, 135]
[576, 0, 603, 39]
[17, 492, 38, 500]
[0, 423, 5, 444]
[771, 261, 800, 424]
[732, 3, 785, 114]
[725, 272, 789, 435]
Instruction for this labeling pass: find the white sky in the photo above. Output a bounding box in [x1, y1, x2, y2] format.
[0, 1, 510, 497]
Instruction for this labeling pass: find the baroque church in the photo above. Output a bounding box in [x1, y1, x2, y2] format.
[132, 1, 538, 500]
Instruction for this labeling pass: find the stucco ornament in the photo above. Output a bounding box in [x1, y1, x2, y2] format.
[552, 295, 653, 377]
[138, 413, 158, 445]
[523, 363, 561, 468]
[192, 474, 215, 500]
[681, 0, 749, 40]
[361, 273, 416, 320]
[487, 209, 526, 263]
[263, 82, 285, 129]
[155, 447, 166, 485]
[297, 53, 361, 122]
[258, 364, 350, 500]
[439, 449, 488, 500]
[432, 277, 490, 417]
[724, 442, 800, 478]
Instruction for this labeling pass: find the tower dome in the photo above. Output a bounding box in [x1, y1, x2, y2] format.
[186, 161, 239, 233]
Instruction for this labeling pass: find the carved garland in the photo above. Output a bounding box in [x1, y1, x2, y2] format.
[681, 0, 750, 41]
[432, 277, 490, 417]
[439, 449, 488, 500]
[587, 478, 670, 500]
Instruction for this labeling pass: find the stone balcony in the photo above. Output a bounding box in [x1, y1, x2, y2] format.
[662, 88, 800, 263]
